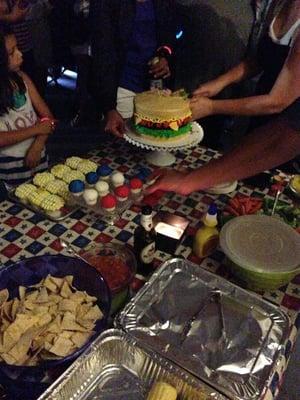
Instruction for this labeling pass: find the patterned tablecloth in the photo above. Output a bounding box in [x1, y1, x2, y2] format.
[0, 138, 299, 399]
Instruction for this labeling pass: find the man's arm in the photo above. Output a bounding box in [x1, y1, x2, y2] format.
[146, 116, 300, 195]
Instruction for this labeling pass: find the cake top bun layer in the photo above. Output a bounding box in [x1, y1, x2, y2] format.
[134, 90, 191, 122]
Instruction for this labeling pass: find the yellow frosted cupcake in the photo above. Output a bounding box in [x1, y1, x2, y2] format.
[33, 172, 55, 188]
[15, 183, 37, 202]
[77, 160, 98, 174]
[45, 179, 69, 199]
[62, 169, 85, 184]
[51, 164, 72, 179]
[65, 156, 83, 169]
[28, 188, 51, 207]
[40, 194, 65, 218]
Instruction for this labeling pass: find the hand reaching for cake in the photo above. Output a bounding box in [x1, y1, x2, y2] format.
[145, 168, 191, 195]
[105, 110, 125, 138]
[190, 96, 214, 120]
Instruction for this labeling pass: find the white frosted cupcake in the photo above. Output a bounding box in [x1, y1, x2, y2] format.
[95, 180, 110, 197]
[83, 188, 98, 206]
[111, 171, 125, 188]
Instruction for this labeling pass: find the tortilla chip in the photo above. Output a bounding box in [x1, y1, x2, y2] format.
[49, 337, 73, 357]
[60, 281, 73, 299]
[0, 289, 9, 306]
[0, 274, 103, 366]
[71, 332, 93, 348]
[84, 305, 103, 321]
[59, 299, 77, 313]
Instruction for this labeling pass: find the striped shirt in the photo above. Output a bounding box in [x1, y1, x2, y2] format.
[0, 82, 48, 186]
[8, 0, 33, 53]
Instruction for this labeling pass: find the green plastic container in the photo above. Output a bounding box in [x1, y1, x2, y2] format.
[220, 215, 300, 291]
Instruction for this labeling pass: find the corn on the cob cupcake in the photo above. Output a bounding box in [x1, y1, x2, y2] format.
[28, 188, 51, 207]
[77, 159, 98, 174]
[65, 156, 83, 169]
[40, 194, 65, 218]
[15, 183, 37, 202]
[33, 172, 55, 188]
[147, 382, 177, 400]
[51, 164, 72, 179]
[45, 179, 69, 200]
[62, 169, 85, 184]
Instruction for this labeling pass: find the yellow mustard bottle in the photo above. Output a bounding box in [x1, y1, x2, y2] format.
[193, 204, 219, 258]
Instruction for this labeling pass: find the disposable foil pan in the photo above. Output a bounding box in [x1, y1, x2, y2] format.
[115, 258, 290, 400]
[38, 329, 226, 400]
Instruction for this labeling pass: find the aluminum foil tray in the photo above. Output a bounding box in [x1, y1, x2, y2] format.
[115, 258, 290, 400]
[38, 329, 226, 400]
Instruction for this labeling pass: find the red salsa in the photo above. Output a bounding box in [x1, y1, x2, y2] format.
[81, 254, 131, 293]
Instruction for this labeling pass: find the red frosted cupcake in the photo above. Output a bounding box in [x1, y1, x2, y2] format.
[115, 185, 130, 202]
[100, 194, 117, 212]
[130, 178, 143, 195]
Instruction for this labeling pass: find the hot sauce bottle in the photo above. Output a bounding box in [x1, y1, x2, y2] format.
[134, 206, 156, 276]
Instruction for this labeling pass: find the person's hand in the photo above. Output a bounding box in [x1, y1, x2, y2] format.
[190, 97, 214, 120]
[25, 142, 43, 169]
[0, 0, 9, 14]
[192, 79, 224, 98]
[149, 57, 170, 79]
[11, 1, 29, 22]
[145, 168, 191, 195]
[33, 119, 56, 135]
[105, 110, 125, 138]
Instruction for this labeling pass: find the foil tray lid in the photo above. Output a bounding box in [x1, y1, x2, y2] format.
[115, 258, 290, 400]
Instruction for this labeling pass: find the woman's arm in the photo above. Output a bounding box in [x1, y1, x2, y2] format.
[191, 34, 300, 119]
[193, 57, 260, 98]
[146, 116, 300, 195]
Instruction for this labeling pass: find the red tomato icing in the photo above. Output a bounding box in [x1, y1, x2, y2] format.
[82, 254, 131, 292]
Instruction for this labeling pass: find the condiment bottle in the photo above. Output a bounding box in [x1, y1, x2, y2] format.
[134, 206, 156, 276]
[149, 56, 164, 90]
[193, 204, 219, 258]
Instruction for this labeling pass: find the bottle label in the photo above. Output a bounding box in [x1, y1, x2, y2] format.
[141, 214, 153, 232]
[202, 235, 219, 258]
[150, 79, 163, 90]
[140, 242, 155, 264]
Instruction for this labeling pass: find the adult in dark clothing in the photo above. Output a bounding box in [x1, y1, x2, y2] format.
[190, 0, 300, 128]
[91, 0, 177, 137]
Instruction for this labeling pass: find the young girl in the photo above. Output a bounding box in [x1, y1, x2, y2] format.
[0, 27, 56, 185]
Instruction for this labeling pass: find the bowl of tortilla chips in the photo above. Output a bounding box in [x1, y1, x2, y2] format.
[0, 254, 111, 396]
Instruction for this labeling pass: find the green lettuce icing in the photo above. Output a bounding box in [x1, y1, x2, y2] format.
[135, 123, 192, 138]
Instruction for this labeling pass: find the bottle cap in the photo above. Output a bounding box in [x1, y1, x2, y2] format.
[142, 206, 152, 216]
[208, 204, 218, 215]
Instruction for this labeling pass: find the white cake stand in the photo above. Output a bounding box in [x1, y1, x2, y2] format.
[124, 121, 204, 167]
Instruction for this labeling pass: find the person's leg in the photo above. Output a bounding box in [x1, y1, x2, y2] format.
[71, 52, 92, 127]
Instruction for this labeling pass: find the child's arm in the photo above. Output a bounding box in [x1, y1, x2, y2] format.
[20, 72, 54, 119]
[19, 72, 56, 168]
[0, 121, 54, 148]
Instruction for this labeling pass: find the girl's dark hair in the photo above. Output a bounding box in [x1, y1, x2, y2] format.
[0, 26, 25, 116]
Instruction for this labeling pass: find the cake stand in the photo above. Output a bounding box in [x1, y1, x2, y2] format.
[124, 121, 204, 167]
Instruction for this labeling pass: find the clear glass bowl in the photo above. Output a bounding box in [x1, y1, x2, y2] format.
[79, 243, 137, 313]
